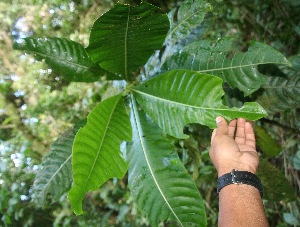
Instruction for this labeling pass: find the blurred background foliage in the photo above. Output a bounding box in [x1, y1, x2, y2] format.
[0, 0, 299, 226]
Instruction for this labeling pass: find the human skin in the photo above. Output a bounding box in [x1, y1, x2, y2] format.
[210, 116, 269, 227]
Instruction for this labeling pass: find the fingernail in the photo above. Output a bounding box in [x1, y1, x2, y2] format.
[216, 116, 222, 124]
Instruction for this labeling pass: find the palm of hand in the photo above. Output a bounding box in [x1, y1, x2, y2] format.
[210, 118, 259, 176]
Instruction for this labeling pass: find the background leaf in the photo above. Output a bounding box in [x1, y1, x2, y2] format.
[32, 121, 85, 207]
[289, 54, 300, 71]
[13, 38, 116, 81]
[127, 97, 206, 226]
[161, 39, 291, 95]
[68, 94, 132, 215]
[86, 2, 169, 81]
[292, 150, 300, 170]
[255, 72, 300, 113]
[283, 213, 300, 226]
[166, 0, 211, 43]
[144, 0, 212, 78]
[255, 126, 282, 158]
[132, 69, 267, 139]
[257, 158, 297, 202]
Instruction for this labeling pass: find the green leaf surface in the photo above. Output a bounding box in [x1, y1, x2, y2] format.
[86, 2, 169, 81]
[32, 121, 85, 207]
[166, 0, 212, 43]
[255, 126, 282, 158]
[292, 150, 300, 170]
[144, 0, 212, 78]
[289, 54, 300, 71]
[132, 70, 267, 139]
[68, 94, 132, 215]
[13, 38, 116, 81]
[283, 213, 300, 226]
[127, 97, 206, 226]
[161, 39, 291, 95]
[255, 73, 300, 113]
[257, 159, 296, 202]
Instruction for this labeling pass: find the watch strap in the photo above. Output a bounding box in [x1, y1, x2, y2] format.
[217, 169, 263, 198]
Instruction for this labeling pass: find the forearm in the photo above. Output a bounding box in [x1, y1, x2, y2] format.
[210, 117, 269, 226]
[218, 184, 269, 227]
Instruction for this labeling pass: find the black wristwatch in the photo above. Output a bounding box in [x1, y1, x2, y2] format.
[217, 169, 263, 198]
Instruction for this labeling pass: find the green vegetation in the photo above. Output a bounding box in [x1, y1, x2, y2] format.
[1, 0, 299, 226]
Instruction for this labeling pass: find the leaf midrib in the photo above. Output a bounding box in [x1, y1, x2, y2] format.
[262, 85, 300, 89]
[197, 61, 289, 73]
[36, 154, 71, 200]
[124, 5, 130, 81]
[166, 4, 204, 40]
[131, 96, 183, 226]
[25, 50, 92, 71]
[80, 96, 121, 193]
[132, 89, 259, 114]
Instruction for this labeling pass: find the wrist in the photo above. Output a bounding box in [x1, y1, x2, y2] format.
[217, 169, 263, 198]
[217, 166, 257, 177]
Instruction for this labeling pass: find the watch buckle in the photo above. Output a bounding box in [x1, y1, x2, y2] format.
[230, 169, 238, 184]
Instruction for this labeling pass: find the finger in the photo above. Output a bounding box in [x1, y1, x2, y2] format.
[235, 118, 246, 144]
[228, 119, 237, 138]
[245, 121, 256, 148]
[211, 129, 217, 144]
[215, 116, 229, 136]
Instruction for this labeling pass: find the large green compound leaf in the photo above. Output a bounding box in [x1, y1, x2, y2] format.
[132, 70, 267, 139]
[32, 121, 85, 207]
[68, 94, 132, 215]
[13, 38, 117, 81]
[86, 2, 169, 82]
[255, 74, 300, 113]
[127, 97, 206, 226]
[161, 39, 291, 96]
[144, 0, 212, 77]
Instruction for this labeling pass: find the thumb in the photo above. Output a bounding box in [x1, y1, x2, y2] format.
[215, 116, 228, 136]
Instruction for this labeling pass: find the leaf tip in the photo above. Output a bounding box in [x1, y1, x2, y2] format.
[68, 186, 84, 215]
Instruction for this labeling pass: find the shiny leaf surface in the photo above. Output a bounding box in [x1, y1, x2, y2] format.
[144, 0, 212, 77]
[162, 39, 291, 95]
[132, 70, 267, 139]
[86, 2, 169, 81]
[13, 38, 116, 81]
[68, 94, 132, 215]
[127, 97, 206, 226]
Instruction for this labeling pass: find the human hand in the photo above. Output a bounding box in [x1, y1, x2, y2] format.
[209, 116, 259, 177]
